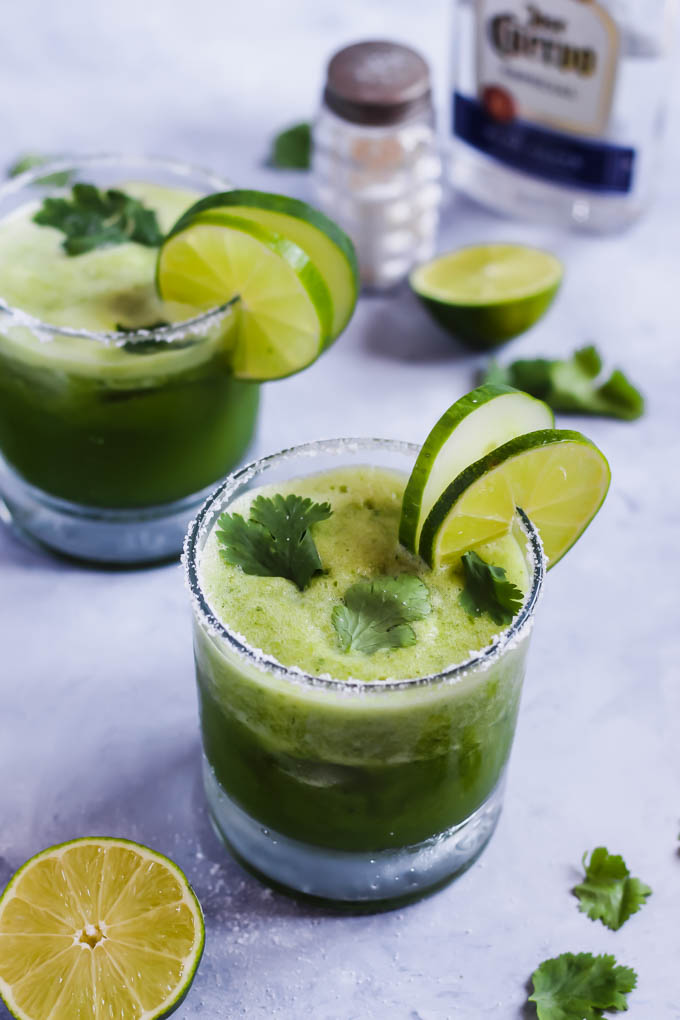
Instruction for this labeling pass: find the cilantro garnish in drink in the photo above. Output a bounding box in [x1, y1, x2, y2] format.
[458, 550, 524, 625]
[33, 182, 164, 255]
[529, 952, 637, 1020]
[216, 493, 332, 591]
[332, 574, 431, 654]
[116, 319, 170, 333]
[573, 847, 652, 930]
[200, 465, 530, 681]
[484, 345, 644, 421]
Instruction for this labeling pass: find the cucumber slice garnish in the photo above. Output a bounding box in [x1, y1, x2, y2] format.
[157, 214, 332, 381]
[0, 837, 204, 1020]
[419, 429, 611, 569]
[410, 244, 563, 350]
[399, 384, 554, 553]
[168, 190, 358, 342]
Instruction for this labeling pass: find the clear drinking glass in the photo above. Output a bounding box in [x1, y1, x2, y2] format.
[0, 155, 259, 564]
[185, 438, 545, 906]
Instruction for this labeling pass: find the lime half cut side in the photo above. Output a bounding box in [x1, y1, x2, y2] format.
[157, 214, 332, 381]
[169, 190, 359, 342]
[0, 837, 204, 1020]
[418, 429, 610, 568]
[399, 384, 554, 553]
[410, 244, 563, 350]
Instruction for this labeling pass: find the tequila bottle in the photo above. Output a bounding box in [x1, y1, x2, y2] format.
[449, 0, 677, 231]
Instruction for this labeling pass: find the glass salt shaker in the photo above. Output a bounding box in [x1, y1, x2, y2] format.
[312, 40, 442, 290]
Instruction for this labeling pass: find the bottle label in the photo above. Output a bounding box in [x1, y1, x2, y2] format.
[454, 0, 635, 193]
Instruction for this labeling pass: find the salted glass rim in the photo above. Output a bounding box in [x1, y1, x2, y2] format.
[184, 437, 546, 694]
[0, 152, 237, 347]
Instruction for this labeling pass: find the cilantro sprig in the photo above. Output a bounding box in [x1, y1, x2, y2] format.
[33, 183, 164, 255]
[270, 122, 312, 169]
[459, 551, 523, 626]
[573, 847, 652, 931]
[7, 152, 73, 187]
[116, 320, 170, 334]
[332, 575, 431, 655]
[217, 493, 332, 591]
[484, 345, 644, 421]
[114, 321, 201, 355]
[529, 952, 637, 1020]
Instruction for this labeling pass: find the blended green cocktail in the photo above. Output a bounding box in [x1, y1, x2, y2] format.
[187, 438, 544, 903]
[0, 157, 258, 561]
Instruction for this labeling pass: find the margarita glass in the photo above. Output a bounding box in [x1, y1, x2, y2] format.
[185, 438, 545, 905]
[0, 155, 259, 564]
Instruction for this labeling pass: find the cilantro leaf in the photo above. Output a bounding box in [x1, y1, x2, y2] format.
[33, 183, 164, 255]
[116, 321, 170, 333]
[120, 335, 199, 355]
[216, 493, 332, 591]
[332, 575, 431, 655]
[114, 321, 200, 356]
[529, 952, 637, 1020]
[7, 152, 74, 187]
[573, 847, 652, 930]
[459, 551, 523, 626]
[270, 122, 312, 169]
[483, 345, 644, 420]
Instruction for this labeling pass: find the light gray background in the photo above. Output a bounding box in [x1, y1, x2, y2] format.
[1, 2, 679, 1017]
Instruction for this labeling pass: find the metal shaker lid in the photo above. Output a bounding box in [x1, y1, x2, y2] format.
[323, 40, 433, 126]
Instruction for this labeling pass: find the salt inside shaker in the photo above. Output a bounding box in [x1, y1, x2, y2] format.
[312, 40, 442, 290]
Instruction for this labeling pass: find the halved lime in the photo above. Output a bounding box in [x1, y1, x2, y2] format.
[419, 429, 610, 568]
[0, 837, 204, 1020]
[169, 191, 358, 342]
[410, 244, 563, 350]
[399, 384, 554, 553]
[157, 214, 332, 380]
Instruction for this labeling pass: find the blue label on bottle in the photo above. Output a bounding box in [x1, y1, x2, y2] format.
[453, 92, 635, 194]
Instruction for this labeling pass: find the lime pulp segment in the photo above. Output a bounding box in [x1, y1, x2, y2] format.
[411, 244, 563, 304]
[0, 837, 204, 1020]
[418, 429, 610, 568]
[168, 190, 359, 342]
[399, 384, 554, 553]
[157, 214, 332, 381]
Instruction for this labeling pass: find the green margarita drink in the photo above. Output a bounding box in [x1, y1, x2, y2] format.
[0, 156, 259, 563]
[186, 438, 545, 904]
[0, 157, 359, 562]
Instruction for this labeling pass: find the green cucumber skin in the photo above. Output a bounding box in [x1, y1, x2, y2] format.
[166, 190, 359, 341]
[0, 341, 259, 508]
[414, 281, 561, 350]
[194, 618, 531, 853]
[168, 189, 359, 284]
[399, 385, 553, 553]
[401, 384, 523, 551]
[418, 429, 608, 568]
